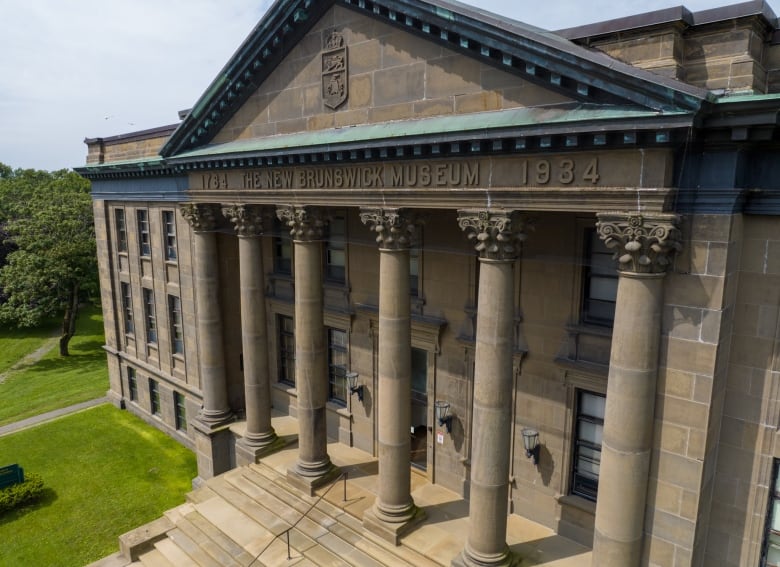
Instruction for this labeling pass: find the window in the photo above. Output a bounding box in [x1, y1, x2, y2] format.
[143, 288, 157, 344]
[571, 390, 605, 501]
[137, 209, 151, 257]
[410, 246, 420, 295]
[162, 210, 177, 261]
[115, 209, 128, 252]
[274, 219, 292, 274]
[168, 295, 183, 355]
[120, 282, 134, 335]
[325, 215, 346, 282]
[582, 229, 617, 325]
[127, 368, 137, 402]
[278, 315, 295, 385]
[149, 379, 160, 416]
[328, 328, 348, 404]
[763, 460, 780, 566]
[174, 391, 187, 431]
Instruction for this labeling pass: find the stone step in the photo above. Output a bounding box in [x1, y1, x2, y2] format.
[166, 527, 223, 567]
[154, 537, 197, 566]
[175, 514, 243, 567]
[186, 510, 257, 566]
[136, 548, 174, 567]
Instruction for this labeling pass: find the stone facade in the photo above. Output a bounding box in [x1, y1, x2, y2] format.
[79, 2, 780, 566]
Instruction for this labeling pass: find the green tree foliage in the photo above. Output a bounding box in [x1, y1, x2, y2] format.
[0, 164, 96, 355]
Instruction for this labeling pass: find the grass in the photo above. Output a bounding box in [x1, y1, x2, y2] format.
[0, 305, 108, 426]
[0, 404, 197, 566]
[0, 316, 59, 375]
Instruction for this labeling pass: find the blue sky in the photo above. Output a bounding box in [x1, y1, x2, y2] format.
[1, 0, 777, 171]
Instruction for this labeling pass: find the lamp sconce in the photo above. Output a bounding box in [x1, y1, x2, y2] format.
[522, 428, 540, 466]
[346, 371, 363, 403]
[434, 400, 453, 434]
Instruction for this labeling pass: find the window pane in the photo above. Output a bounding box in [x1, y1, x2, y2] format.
[578, 421, 603, 445]
[589, 276, 618, 302]
[581, 392, 606, 418]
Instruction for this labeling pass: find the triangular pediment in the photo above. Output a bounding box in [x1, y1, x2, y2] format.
[161, 0, 711, 159]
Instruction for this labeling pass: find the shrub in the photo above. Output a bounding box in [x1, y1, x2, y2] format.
[0, 473, 44, 514]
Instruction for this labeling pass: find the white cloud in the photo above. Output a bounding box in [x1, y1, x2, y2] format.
[0, 0, 777, 170]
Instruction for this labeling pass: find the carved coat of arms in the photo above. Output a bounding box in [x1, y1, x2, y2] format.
[322, 31, 348, 110]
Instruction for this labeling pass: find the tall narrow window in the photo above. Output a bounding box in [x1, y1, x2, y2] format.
[115, 209, 128, 253]
[120, 282, 134, 335]
[582, 229, 617, 325]
[127, 368, 138, 402]
[278, 315, 295, 385]
[274, 218, 292, 274]
[162, 210, 177, 261]
[168, 295, 183, 355]
[571, 390, 605, 501]
[763, 460, 780, 566]
[174, 391, 187, 431]
[149, 379, 160, 416]
[409, 246, 420, 295]
[325, 215, 346, 282]
[327, 328, 347, 404]
[137, 209, 151, 257]
[143, 288, 157, 344]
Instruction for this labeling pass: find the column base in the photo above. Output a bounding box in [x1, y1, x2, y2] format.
[362, 504, 426, 546]
[287, 462, 341, 497]
[235, 434, 288, 467]
[191, 422, 233, 482]
[194, 410, 234, 431]
[451, 546, 519, 567]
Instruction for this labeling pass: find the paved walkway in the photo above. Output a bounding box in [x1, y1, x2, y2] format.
[0, 397, 108, 437]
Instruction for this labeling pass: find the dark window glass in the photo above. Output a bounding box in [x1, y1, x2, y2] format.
[274, 218, 292, 274]
[115, 209, 128, 252]
[326, 216, 346, 282]
[168, 295, 183, 355]
[149, 379, 160, 416]
[278, 315, 295, 385]
[410, 246, 420, 295]
[762, 460, 780, 566]
[143, 288, 157, 344]
[163, 210, 177, 261]
[328, 328, 347, 404]
[121, 282, 134, 335]
[571, 390, 605, 501]
[582, 229, 617, 325]
[137, 210, 151, 257]
[174, 391, 187, 431]
[127, 368, 137, 401]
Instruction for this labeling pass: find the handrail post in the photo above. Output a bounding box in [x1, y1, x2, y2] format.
[286, 530, 291, 560]
[343, 471, 348, 502]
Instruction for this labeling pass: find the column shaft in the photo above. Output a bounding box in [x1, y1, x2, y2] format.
[292, 239, 331, 476]
[193, 230, 230, 423]
[375, 247, 414, 521]
[592, 272, 664, 565]
[238, 235, 276, 446]
[463, 259, 515, 565]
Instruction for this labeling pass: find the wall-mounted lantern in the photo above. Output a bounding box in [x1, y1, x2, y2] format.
[346, 371, 363, 403]
[434, 400, 453, 434]
[522, 428, 540, 465]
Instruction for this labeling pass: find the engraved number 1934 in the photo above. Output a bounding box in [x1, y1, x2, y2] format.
[518, 158, 599, 186]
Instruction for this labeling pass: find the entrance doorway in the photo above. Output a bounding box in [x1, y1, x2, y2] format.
[410, 347, 428, 470]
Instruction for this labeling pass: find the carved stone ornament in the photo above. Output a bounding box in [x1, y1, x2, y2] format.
[359, 208, 419, 250]
[222, 204, 265, 237]
[322, 30, 348, 110]
[276, 205, 326, 242]
[180, 203, 221, 232]
[457, 210, 529, 261]
[596, 212, 682, 274]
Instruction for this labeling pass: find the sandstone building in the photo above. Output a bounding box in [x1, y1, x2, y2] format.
[78, 1, 780, 565]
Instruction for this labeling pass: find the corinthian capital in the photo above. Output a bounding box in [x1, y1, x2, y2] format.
[457, 210, 529, 261]
[359, 208, 419, 250]
[222, 204, 265, 237]
[276, 205, 326, 242]
[180, 203, 221, 232]
[596, 212, 681, 274]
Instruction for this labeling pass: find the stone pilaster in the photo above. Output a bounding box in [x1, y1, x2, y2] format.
[360, 208, 424, 544]
[277, 205, 339, 494]
[180, 202, 233, 483]
[453, 210, 529, 567]
[223, 204, 283, 464]
[591, 212, 681, 567]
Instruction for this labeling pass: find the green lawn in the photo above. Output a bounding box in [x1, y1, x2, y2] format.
[0, 316, 59, 375]
[0, 404, 197, 566]
[0, 306, 108, 426]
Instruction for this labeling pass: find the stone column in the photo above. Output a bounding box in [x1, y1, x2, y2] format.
[277, 205, 338, 494]
[454, 210, 528, 567]
[360, 208, 424, 544]
[180, 203, 233, 483]
[591, 212, 681, 567]
[222, 204, 282, 464]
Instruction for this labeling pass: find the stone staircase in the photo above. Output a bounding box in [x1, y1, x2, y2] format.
[121, 462, 444, 567]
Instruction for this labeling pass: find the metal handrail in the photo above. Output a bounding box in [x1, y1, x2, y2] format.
[249, 470, 349, 565]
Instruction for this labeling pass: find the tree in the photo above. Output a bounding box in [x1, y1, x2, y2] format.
[0, 166, 96, 355]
